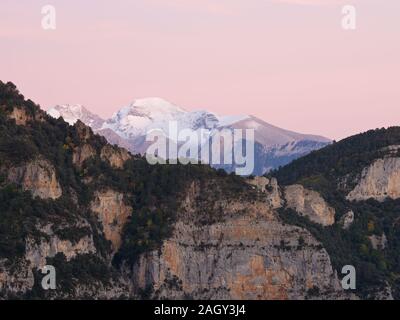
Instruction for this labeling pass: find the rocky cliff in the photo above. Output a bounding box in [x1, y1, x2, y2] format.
[7, 158, 62, 200]
[133, 195, 346, 300]
[283, 185, 335, 226]
[91, 189, 132, 251]
[4, 81, 398, 300]
[347, 157, 400, 202]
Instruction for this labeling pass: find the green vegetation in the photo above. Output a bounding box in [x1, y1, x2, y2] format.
[0, 81, 253, 293]
[5, 79, 400, 299]
[271, 127, 400, 191]
[0, 185, 102, 261]
[113, 161, 253, 266]
[272, 127, 400, 299]
[26, 253, 113, 298]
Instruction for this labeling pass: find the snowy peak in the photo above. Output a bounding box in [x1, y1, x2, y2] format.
[103, 98, 249, 137]
[113, 98, 186, 122]
[47, 104, 104, 130]
[230, 115, 331, 147]
[102, 98, 189, 139]
[131, 97, 186, 116]
[47, 98, 331, 174]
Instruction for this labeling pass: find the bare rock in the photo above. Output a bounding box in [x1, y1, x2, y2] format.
[74, 120, 93, 142]
[284, 185, 335, 226]
[8, 107, 32, 125]
[25, 235, 96, 269]
[347, 157, 400, 202]
[340, 210, 354, 229]
[100, 145, 131, 169]
[72, 144, 96, 168]
[0, 259, 34, 296]
[246, 176, 283, 209]
[91, 189, 132, 251]
[369, 233, 387, 250]
[7, 158, 62, 200]
[133, 197, 347, 300]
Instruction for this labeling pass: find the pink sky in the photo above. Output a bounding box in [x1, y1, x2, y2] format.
[1, 0, 399, 139]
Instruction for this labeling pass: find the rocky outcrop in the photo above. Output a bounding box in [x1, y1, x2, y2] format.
[0, 222, 97, 297]
[74, 120, 93, 142]
[339, 211, 354, 230]
[72, 144, 96, 168]
[100, 145, 131, 169]
[130, 182, 347, 299]
[0, 259, 34, 296]
[133, 196, 346, 300]
[369, 233, 387, 251]
[6, 106, 46, 126]
[25, 235, 96, 269]
[70, 121, 101, 167]
[8, 107, 32, 125]
[91, 190, 132, 251]
[283, 185, 335, 226]
[369, 283, 394, 300]
[347, 157, 400, 202]
[7, 158, 62, 199]
[247, 176, 283, 209]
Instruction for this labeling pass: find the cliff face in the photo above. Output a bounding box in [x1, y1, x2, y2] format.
[9, 107, 32, 126]
[283, 185, 335, 226]
[132, 186, 347, 300]
[72, 144, 96, 168]
[0, 221, 103, 297]
[25, 230, 96, 268]
[7, 158, 62, 200]
[100, 145, 131, 169]
[347, 157, 400, 202]
[6, 83, 400, 299]
[90, 189, 132, 251]
[247, 176, 283, 209]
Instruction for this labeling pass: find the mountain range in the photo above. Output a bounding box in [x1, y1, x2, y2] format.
[1, 80, 399, 300]
[48, 99, 331, 175]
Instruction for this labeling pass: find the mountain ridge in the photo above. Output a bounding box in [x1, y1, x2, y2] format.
[48, 99, 331, 174]
[1, 80, 399, 299]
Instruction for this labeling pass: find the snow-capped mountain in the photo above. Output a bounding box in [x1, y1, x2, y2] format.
[47, 98, 331, 175]
[101, 98, 249, 140]
[48, 104, 105, 130]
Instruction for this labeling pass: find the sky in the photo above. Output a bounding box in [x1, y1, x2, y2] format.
[0, 0, 399, 140]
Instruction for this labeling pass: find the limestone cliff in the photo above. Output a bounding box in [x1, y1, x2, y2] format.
[339, 211, 354, 230]
[247, 176, 283, 209]
[347, 157, 400, 202]
[100, 145, 131, 169]
[1, 82, 373, 300]
[72, 143, 96, 168]
[132, 197, 346, 300]
[25, 234, 96, 268]
[9, 107, 32, 126]
[283, 185, 335, 226]
[91, 189, 132, 251]
[1, 222, 101, 297]
[7, 158, 62, 200]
